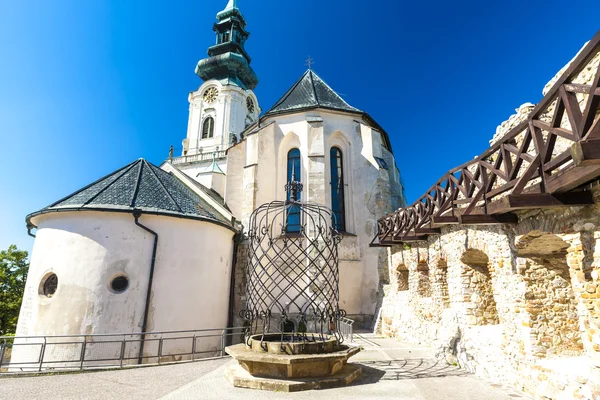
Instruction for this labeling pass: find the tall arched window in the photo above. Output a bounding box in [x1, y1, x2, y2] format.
[330, 147, 346, 231]
[202, 117, 214, 139]
[286, 148, 301, 233]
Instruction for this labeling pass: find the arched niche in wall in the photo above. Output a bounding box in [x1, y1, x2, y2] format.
[326, 131, 354, 234]
[460, 249, 499, 325]
[432, 259, 449, 307]
[395, 263, 409, 291]
[515, 231, 583, 357]
[416, 262, 431, 297]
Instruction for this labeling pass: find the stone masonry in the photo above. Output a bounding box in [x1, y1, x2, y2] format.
[377, 40, 600, 400]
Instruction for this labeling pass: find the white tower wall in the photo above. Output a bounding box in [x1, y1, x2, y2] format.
[13, 211, 235, 367]
[184, 80, 260, 156]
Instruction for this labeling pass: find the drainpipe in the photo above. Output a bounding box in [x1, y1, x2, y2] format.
[227, 220, 244, 344]
[27, 223, 37, 238]
[133, 209, 159, 365]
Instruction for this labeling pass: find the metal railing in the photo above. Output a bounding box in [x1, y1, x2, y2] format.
[338, 317, 355, 343]
[0, 327, 245, 374]
[171, 150, 227, 165]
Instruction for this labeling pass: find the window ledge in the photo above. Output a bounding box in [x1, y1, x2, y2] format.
[338, 232, 357, 237]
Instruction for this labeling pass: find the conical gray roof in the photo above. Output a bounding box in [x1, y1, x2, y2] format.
[27, 159, 233, 228]
[265, 70, 361, 116]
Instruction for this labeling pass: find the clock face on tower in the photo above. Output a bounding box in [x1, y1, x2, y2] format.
[246, 97, 255, 113]
[203, 87, 219, 104]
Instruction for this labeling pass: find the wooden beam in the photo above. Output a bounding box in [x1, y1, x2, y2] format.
[546, 164, 600, 193]
[487, 192, 594, 214]
[543, 150, 571, 172]
[414, 228, 442, 235]
[532, 120, 577, 142]
[571, 140, 600, 166]
[399, 235, 429, 242]
[559, 86, 583, 139]
[563, 83, 600, 95]
[459, 213, 518, 225]
[431, 216, 459, 227]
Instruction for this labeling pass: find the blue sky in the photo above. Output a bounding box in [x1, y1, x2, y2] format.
[1, 0, 599, 254]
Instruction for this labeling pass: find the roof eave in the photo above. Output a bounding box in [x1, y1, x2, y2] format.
[26, 207, 238, 233]
[263, 105, 364, 119]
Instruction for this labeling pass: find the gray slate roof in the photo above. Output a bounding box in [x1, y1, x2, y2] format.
[27, 159, 233, 228]
[265, 70, 362, 116]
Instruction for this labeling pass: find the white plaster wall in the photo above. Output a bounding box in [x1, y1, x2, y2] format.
[13, 211, 234, 366]
[226, 109, 402, 319]
[176, 159, 228, 198]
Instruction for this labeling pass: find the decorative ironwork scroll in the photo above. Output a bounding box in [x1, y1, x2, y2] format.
[240, 177, 346, 345]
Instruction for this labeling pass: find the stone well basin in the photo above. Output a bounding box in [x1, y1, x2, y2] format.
[248, 333, 339, 355]
[225, 333, 361, 380]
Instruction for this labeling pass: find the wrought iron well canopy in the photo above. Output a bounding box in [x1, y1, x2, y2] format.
[240, 175, 346, 344]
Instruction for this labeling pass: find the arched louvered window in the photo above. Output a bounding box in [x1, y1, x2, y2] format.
[286, 148, 301, 233]
[330, 147, 346, 231]
[202, 117, 214, 139]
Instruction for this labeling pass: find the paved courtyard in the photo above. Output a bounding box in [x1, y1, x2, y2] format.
[0, 334, 529, 400]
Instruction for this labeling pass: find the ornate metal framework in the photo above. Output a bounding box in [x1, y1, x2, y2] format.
[376, 30, 600, 245]
[240, 177, 346, 345]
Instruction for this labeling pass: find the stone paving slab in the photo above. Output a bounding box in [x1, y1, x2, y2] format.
[160, 359, 516, 400]
[0, 358, 231, 400]
[0, 334, 531, 400]
[161, 334, 527, 400]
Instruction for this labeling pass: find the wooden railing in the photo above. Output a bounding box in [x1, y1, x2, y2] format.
[376, 30, 600, 245]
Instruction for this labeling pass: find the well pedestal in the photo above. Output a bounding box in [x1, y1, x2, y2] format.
[225, 334, 362, 392]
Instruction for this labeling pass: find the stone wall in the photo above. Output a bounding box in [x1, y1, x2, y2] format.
[376, 38, 600, 399]
[231, 240, 248, 329]
[377, 190, 600, 400]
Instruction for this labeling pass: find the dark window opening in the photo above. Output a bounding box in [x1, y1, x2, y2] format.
[374, 157, 389, 170]
[43, 274, 58, 297]
[111, 276, 129, 293]
[202, 117, 214, 139]
[222, 31, 230, 43]
[286, 148, 301, 233]
[330, 147, 346, 231]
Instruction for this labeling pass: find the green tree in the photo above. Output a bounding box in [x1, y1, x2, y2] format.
[0, 245, 29, 336]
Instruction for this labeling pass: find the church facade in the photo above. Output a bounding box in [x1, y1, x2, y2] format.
[14, 0, 404, 359]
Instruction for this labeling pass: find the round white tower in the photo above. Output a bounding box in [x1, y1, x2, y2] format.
[13, 159, 237, 367]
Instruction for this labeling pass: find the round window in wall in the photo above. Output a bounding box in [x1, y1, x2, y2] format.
[110, 275, 129, 293]
[42, 273, 58, 297]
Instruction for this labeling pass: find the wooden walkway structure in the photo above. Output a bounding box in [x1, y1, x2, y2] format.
[376, 30, 600, 246]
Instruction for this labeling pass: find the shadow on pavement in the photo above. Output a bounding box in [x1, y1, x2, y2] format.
[352, 358, 469, 384]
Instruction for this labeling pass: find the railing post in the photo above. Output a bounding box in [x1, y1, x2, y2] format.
[120, 336, 125, 368]
[80, 337, 87, 370]
[220, 330, 226, 358]
[191, 335, 196, 361]
[38, 337, 47, 372]
[0, 339, 6, 370]
[158, 338, 163, 365]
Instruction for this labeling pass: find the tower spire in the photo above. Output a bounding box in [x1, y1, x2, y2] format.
[224, 0, 237, 11]
[196, 0, 258, 90]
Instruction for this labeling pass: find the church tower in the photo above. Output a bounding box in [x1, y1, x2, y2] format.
[174, 0, 260, 195]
